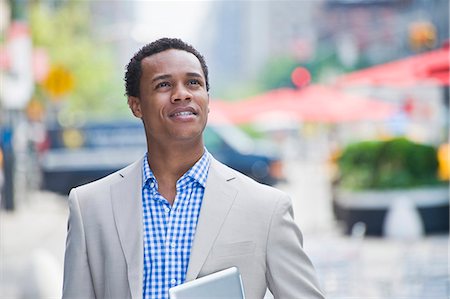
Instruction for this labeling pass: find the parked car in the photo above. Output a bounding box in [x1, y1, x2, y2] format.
[38, 120, 283, 195]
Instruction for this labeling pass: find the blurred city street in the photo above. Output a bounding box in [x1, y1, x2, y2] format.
[0, 0, 449, 298]
[1, 159, 448, 299]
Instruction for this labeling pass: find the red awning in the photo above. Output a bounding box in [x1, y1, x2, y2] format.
[209, 85, 396, 124]
[337, 46, 450, 87]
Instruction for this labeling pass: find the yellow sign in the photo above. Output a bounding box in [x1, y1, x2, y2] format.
[42, 64, 75, 100]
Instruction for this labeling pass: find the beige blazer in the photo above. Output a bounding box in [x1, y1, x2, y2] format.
[63, 157, 325, 299]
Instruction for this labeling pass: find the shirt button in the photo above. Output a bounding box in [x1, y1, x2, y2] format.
[164, 207, 170, 213]
[170, 242, 176, 249]
[170, 279, 177, 285]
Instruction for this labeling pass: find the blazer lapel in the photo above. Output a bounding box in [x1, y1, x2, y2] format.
[185, 158, 238, 280]
[111, 159, 144, 299]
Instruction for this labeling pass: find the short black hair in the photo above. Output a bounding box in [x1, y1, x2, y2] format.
[125, 38, 209, 97]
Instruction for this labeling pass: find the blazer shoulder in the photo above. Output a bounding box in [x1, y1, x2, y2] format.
[70, 157, 143, 202]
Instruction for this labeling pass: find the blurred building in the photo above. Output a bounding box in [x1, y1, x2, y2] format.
[319, 0, 449, 66]
[199, 0, 449, 96]
[199, 1, 319, 94]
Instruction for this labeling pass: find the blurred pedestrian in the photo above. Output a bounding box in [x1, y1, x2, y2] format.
[62, 38, 325, 299]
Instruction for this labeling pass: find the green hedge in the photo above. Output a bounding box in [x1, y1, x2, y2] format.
[337, 138, 442, 190]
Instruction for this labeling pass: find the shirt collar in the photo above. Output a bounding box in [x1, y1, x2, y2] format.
[142, 149, 211, 189]
[184, 149, 210, 188]
[142, 154, 155, 189]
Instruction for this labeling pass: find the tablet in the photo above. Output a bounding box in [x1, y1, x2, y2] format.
[169, 267, 246, 299]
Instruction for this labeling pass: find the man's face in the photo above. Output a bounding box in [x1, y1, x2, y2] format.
[128, 49, 209, 146]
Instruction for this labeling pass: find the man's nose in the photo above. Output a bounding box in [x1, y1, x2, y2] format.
[171, 83, 192, 103]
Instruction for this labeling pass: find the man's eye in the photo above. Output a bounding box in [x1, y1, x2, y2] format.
[157, 82, 170, 88]
[188, 79, 200, 85]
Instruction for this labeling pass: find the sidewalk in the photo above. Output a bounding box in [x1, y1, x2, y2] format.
[306, 233, 449, 298]
[0, 191, 68, 299]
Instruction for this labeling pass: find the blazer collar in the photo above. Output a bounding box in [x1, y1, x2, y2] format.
[111, 158, 144, 299]
[185, 157, 238, 280]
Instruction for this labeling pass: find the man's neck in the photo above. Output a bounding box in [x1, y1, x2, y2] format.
[146, 141, 205, 204]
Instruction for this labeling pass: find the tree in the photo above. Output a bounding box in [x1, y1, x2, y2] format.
[30, 1, 128, 122]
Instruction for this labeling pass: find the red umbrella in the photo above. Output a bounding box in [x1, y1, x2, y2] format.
[336, 45, 450, 87]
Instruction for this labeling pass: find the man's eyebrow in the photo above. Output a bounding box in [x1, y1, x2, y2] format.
[152, 74, 171, 83]
[186, 72, 203, 78]
[151, 73, 203, 82]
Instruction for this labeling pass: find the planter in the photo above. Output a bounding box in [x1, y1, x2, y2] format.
[333, 186, 449, 236]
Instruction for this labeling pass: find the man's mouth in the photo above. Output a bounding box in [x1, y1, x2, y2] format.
[171, 111, 197, 117]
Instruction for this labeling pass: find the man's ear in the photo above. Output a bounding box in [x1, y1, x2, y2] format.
[128, 96, 142, 118]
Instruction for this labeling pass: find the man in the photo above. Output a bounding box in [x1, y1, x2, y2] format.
[63, 38, 325, 299]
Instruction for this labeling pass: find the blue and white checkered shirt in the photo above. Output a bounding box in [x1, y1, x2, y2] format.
[142, 150, 210, 299]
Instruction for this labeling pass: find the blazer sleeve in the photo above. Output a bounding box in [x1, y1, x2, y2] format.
[265, 194, 325, 299]
[62, 188, 96, 299]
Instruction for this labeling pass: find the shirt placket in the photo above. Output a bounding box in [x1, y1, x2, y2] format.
[166, 178, 192, 290]
[164, 196, 178, 290]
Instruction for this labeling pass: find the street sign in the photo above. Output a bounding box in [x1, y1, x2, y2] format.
[42, 64, 75, 100]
